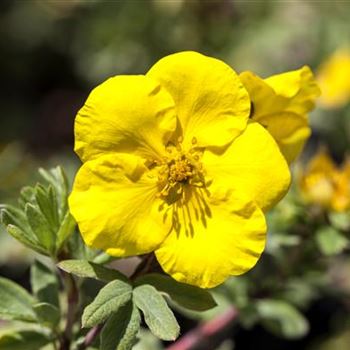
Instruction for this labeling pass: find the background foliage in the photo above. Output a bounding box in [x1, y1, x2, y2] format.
[1, 1, 350, 349]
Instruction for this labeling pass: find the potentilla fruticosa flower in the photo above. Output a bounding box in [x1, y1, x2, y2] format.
[317, 48, 350, 109]
[300, 148, 350, 212]
[69, 52, 291, 288]
[240, 67, 320, 164]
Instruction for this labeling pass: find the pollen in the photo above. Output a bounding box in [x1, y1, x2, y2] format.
[156, 139, 205, 202]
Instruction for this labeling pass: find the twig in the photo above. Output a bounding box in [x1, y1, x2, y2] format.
[59, 270, 79, 350]
[166, 306, 239, 350]
[77, 324, 104, 350]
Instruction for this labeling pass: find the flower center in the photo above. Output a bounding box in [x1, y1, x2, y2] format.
[156, 137, 205, 203]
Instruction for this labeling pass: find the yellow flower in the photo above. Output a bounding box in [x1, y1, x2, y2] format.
[69, 52, 291, 288]
[239, 67, 320, 163]
[317, 48, 350, 109]
[300, 148, 350, 212]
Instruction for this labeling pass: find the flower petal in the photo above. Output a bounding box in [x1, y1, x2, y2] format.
[69, 153, 171, 256]
[75, 75, 177, 162]
[147, 51, 250, 149]
[265, 66, 320, 115]
[155, 189, 266, 289]
[257, 112, 311, 163]
[202, 122, 291, 212]
[240, 68, 319, 162]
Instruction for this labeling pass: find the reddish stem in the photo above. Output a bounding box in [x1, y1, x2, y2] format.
[166, 306, 239, 350]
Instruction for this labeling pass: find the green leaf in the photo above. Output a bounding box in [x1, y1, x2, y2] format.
[0, 204, 29, 232]
[329, 211, 350, 230]
[30, 260, 60, 308]
[33, 302, 60, 329]
[315, 227, 348, 256]
[25, 203, 56, 253]
[39, 166, 68, 220]
[256, 299, 309, 339]
[101, 302, 140, 350]
[56, 211, 76, 250]
[2, 223, 47, 255]
[35, 184, 59, 231]
[135, 274, 217, 311]
[0, 277, 37, 322]
[82, 280, 132, 328]
[0, 329, 50, 350]
[58, 259, 127, 282]
[133, 285, 180, 341]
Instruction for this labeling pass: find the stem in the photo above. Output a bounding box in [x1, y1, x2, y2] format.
[166, 306, 239, 350]
[77, 325, 103, 350]
[59, 270, 79, 350]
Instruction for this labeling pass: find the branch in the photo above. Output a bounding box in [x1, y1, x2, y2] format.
[166, 306, 239, 350]
[77, 324, 103, 350]
[59, 270, 79, 350]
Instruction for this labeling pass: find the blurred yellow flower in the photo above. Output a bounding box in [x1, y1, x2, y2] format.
[317, 48, 350, 109]
[69, 51, 291, 288]
[300, 148, 350, 212]
[240, 67, 320, 163]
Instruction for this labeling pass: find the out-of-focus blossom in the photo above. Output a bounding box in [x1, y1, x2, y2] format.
[317, 48, 350, 109]
[300, 148, 350, 212]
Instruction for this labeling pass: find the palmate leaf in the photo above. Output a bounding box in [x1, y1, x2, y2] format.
[0, 206, 47, 255]
[82, 280, 132, 328]
[133, 285, 180, 341]
[101, 302, 141, 350]
[135, 273, 217, 311]
[0, 277, 37, 322]
[1, 166, 74, 257]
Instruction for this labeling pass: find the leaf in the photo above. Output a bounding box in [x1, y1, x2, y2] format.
[39, 166, 68, 220]
[33, 302, 60, 328]
[30, 260, 60, 308]
[82, 280, 132, 328]
[315, 227, 348, 256]
[2, 223, 47, 255]
[133, 285, 180, 341]
[56, 211, 76, 250]
[35, 184, 59, 231]
[135, 274, 217, 311]
[0, 329, 50, 350]
[329, 211, 350, 230]
[0, 277, 37, 322]
[256, 299, 309, 339]
[101, 302, 140, 350]
[58, 259, 127, 282]
[25, 203, 55, 253]
[0, 204, 29, 232]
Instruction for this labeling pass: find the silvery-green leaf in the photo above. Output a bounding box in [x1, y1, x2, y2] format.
[31, 260, 59, 308]
[25, 203, 55, 253]
[0, 329, 51, 350]
[33, 302, 60, 328]
[82, 280, 132, 328]
[133, 285, 179, 341]
[58, 259, 128, 282]
[0, 277, 37, 322]
[101, 302, 140, 350]
[135, 274, 216, 311]
[56, 211, 76, 250]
